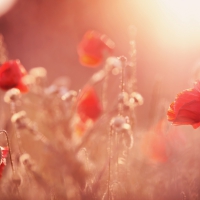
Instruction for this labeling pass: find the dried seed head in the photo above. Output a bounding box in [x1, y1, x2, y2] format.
[11, 111, 27, 128]
[61, 90, 77, 102]
[129, 92, 143, 106]
[29, 67, 47, 79]
[19, 153, 30, 165]
[4, 88, 21, 103]
[110, 116, 127, 132]
[19, 153, 33, 169]
[111, 116, 126, 126]
[119, 56, 127, 63]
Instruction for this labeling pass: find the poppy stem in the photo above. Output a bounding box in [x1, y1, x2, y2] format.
[102, 65, 109, 111]
[0, 130, 15, 174]
[107, 125, 113, 200]
[119, 56, 127, 94]
[0, 131, 21, 197]
[128, 25, 137, 92]
[10, 102, 23, 154]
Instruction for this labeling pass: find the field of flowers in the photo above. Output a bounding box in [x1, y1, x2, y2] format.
[1, 2, 200, 199]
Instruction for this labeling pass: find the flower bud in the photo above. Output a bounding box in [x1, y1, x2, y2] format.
[61, 90, 77, 102]
[110, 116, 126, 132]
[129, 92, 143, 106]
[11, 111, 27, 129]
[4, 88, 21, 103]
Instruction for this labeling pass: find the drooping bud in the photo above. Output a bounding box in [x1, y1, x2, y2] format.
[4, 88, 21, 103]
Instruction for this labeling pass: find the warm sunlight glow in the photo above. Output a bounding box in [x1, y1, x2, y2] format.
[0, 0, 17, 17]
[153, 0, 200, 48]
[160, 0, 200, 24]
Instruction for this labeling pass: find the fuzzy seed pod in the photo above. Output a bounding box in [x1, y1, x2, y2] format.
[11, 111, 27, 129]
[61, 90, 77, 102]
[4, 88, 21, 103]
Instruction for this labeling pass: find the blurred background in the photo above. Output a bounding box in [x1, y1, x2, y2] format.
[1, 0, 200, 127]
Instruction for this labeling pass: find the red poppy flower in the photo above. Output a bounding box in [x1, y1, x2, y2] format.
[167, 81, 200, 129]
[77, 30, 115, 67]
[77, 86, 102, 121]
[0, 60, 28, 92]
[0, 146, 9, 178]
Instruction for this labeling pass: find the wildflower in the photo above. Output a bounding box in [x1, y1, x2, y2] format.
[77, 86, 102, 121]
[167, 81, 200, 129]
[77, 30, 115, 67]
[0, 146, 9, 178]
[0, 60, 28, 92]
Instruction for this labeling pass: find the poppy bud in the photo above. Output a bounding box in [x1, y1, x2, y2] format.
[4, 88, 21, 103]
[11, 111, 27, 129]
[129, 92, 143, 107]
[0, 146, 9, 178]
[77, 86, 102, 121]
[78, 30, 115, 67]
[0, 60, 28, 92]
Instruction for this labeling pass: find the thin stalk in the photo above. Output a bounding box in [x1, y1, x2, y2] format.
[0, 130, 14, 174]
[10, 102, 23, 154]
[128, 26, 137, 92]
[0, 130, 21, 197]
[115, 131, 119, 181]
[102, 65, 109, 111]
[107, 126, 113, 200]
[119, 56, 126, 94]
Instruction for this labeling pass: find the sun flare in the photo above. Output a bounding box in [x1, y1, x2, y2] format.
[160, 0, 200, 24]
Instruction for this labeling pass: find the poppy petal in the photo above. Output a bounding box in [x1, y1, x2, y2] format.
[78, 30, 114, 67]
[77, 86, 102, 121]
[167, 81, 200, 129]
